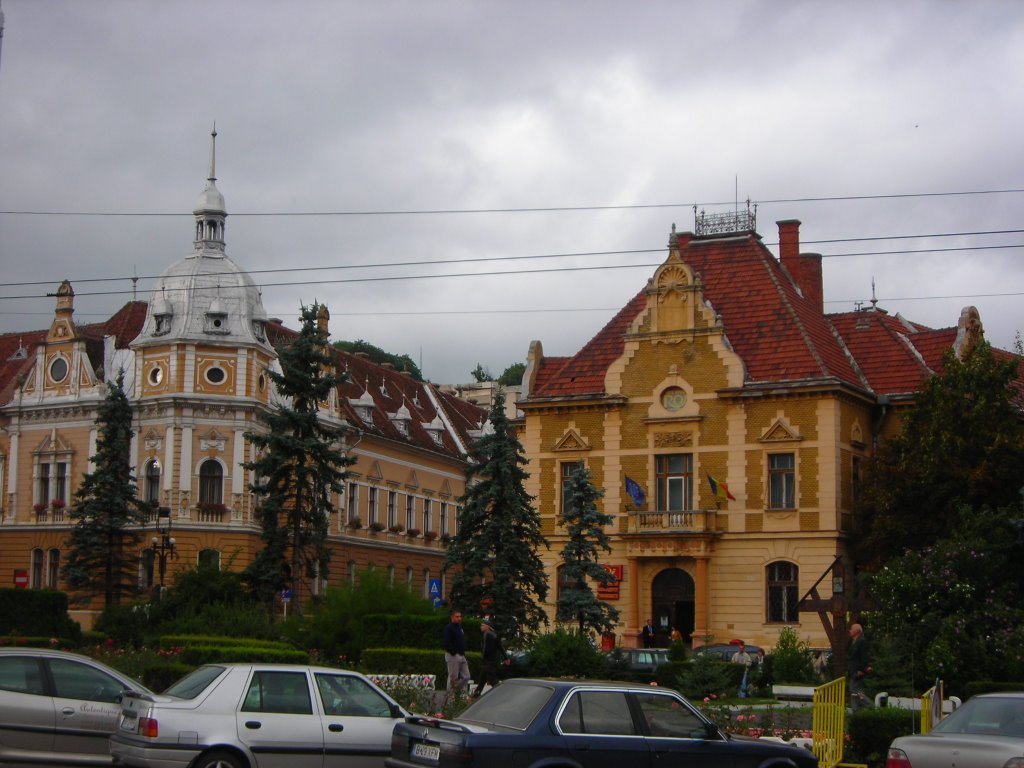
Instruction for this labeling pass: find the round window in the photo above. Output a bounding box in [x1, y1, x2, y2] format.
[148, 365, 164, 386]
[258, 373, 266, 392]
[49, 357, 69, 383]
[660, 386, 687, 412]
[205, 366, 226, 385]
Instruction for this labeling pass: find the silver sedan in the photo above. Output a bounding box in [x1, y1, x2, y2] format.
[0, 647, 153, 766]
[887, 692, 1024, 768]
[109, 663, 408, 768]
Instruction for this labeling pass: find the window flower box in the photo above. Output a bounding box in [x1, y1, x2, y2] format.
[406, 528, 422, 538]
[50, 498, 66, 510]
[33, 502, 48, 514]
[368, 521, 385, 532]
[388, 524, 405, 534]
[423, 530, 438, 542]
[347, 516, 363, 530]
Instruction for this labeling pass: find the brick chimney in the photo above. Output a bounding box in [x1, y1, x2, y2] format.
[777, 219, 823, 314]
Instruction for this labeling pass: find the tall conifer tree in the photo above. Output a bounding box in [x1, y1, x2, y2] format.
[556, 465, 620, 635]
[244, 303, 354, 615]
[63, 371, 147, 606]
[444, 389, 549, 641]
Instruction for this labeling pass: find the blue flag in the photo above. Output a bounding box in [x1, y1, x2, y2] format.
[624, 476, 646, 508]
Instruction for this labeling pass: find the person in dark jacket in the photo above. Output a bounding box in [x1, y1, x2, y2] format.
[471, 618, 509, 698]
[443, 610, 470, 694]
[847, 623, 871, 709]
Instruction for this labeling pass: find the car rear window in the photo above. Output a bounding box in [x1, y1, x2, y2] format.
[162, 665, 227, 698]
[460, 682, 554, 730]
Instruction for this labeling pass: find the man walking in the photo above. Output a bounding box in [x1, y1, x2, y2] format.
[443, 609, 470, 696]
[847, 623, 870, 709]
[471, 618, 510, 699]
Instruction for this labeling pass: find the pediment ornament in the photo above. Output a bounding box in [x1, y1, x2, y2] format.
[760, 420, 802, 442]
[553, 429, 589, 452]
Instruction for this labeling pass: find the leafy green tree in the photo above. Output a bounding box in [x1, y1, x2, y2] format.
[444, 389, 549, 641]
[245, 303, 355, 616]
[332, 339, 422, 380]
[855, 342, 1024, 566]
[63, 372, 148, 607]
[470, 363, 491, 383]
[497, 362, 526, 386]
[869, 504, 1024, 695]
[556, 466, 619, 636]
[524, 628, 606, 678]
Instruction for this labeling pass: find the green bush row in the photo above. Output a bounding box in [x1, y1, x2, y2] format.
[158, 634, 298, 651]
[0, 588, 82, 639]
[0, 635, 79, 650]
[178, 645, 310, 665]
[360, 648, 483, 687]
[847, 707, 921, 766]
[361, 615, 483, 653]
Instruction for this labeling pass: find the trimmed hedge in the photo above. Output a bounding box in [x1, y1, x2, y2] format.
[158, 634, 298, 651]
[140, 662, 194, 693]
[847, 706, 920, 766]
[0, 635, 79, 650]
[178, 645, 309, 665]
[361, 648, 482, 688]
[0, 588, 81, 639]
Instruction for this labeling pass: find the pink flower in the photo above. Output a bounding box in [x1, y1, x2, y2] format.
[736, 715, 745, 722]
[703, 697, 710, 703]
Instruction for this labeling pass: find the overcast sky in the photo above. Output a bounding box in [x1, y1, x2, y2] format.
[1, 0, 1021, 384]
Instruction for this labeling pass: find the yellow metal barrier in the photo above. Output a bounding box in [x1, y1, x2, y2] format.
[920, 680, 944, 734]
[811, 677, 867, 768]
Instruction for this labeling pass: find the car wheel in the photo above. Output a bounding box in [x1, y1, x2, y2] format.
[193, 750, 246, 768]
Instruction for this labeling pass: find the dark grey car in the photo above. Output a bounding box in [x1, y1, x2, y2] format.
[0, 647, 153, 766]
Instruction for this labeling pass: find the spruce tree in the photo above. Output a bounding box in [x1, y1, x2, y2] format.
[244, 303, 354, 616]
[444, 389, 549, 642]
[556, 465, 620, 636]
[63, 371, 147, 607]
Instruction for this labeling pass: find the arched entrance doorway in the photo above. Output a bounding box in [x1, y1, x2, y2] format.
[651, 567, 695, 646]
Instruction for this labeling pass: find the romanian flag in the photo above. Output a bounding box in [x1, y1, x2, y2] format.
[707, 473, 736, 501]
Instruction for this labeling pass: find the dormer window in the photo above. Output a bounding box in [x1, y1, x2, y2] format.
[390, 404, 412, 437]
[357, 405, 374, 423]
[154, 314, 173, 335]
[422, 415, 445, 447]
[204, 297, 229, 335]
[252, 319, 266, 341]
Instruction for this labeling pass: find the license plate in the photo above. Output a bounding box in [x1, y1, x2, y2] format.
[412, 742, 440, 761]
[119, 716, 138, 733]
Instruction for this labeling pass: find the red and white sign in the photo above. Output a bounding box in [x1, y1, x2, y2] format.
[13, 569, 29, 588]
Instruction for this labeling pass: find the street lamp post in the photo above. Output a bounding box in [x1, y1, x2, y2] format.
[152, 506, 178, 595]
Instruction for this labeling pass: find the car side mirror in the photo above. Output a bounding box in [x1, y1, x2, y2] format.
[390, 702, 403, 718]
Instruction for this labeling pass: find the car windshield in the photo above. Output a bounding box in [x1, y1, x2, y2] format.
[162, 665, 227, 698]
[459, 682, 554, 730]
[932, 696, 1024, 736]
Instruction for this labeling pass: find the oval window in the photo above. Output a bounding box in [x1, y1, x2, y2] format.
[660, 387, 687, 412]
[205, 366, 226, 385]
[49, 357, 69, 383]
[258, 373, 266, 392]
[149, 365, 164, 386]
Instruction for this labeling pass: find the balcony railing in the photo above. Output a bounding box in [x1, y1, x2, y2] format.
[628, 508, 715, 534]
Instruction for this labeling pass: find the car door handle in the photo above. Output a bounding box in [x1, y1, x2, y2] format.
[329, 724, 344, 732]
[61, 707, 75, 716]
[245, 721, 262, 729]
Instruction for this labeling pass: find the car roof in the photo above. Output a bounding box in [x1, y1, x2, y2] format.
[506, 678, 680, 693]
[0, 647, 99, 661]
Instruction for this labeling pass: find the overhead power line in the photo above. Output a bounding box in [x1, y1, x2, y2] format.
[2, 187, 1023, 218]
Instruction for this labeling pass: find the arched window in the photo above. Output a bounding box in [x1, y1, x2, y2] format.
[199, 459, 224, 504]
[31, 548, 44, 589]
[140, 549, 155, 590]
[198, 549, 221, 570]
[766, 561, 799, 623]
[46, 549, 60, 588]
[145, 460, 161, 505]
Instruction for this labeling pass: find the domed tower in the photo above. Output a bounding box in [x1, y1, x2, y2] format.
[129, 129, 278, 528]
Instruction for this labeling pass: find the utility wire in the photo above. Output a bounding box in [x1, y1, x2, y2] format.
[2, 187, 1023, 217]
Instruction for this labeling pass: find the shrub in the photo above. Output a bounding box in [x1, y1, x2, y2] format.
[769, 627, 815, 684]
[525, 628, 605, 678]
[95, 603, 153, 648]
[847, 706, 920, 766]
[676, 655, 734, 699]
[179, 645, 309, 665]
[0, 588, 81, 639]
[361, 647, 482, 687]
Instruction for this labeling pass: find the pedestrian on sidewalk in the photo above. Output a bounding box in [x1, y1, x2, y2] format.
[443, 609, 470, 696]
[734, 643, 753, 699]
[471, 618, 510, 699]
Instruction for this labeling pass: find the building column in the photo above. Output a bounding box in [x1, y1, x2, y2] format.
[693, 556, 711, 645]
[628, 556, 641, 647]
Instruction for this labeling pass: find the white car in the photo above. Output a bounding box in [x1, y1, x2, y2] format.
[0, 646, 153, 766]
[886, 692, 1024, 768]
[110, 663, 408, 768]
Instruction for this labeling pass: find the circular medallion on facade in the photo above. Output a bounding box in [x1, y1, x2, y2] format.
[660, 386, 687, 412]
[148, 364, 164, 386]
[49, 356, 69, 383]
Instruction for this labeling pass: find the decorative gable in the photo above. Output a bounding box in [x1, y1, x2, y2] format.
[760, 417, 802, 443]
[439, 479, 454, 498]
[553, 427, 589, 452]
[405, 469, 420, 490]
[368, 461, 384, 482]
[33, 432, 74, 456]
[199, 429, 226, 452]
